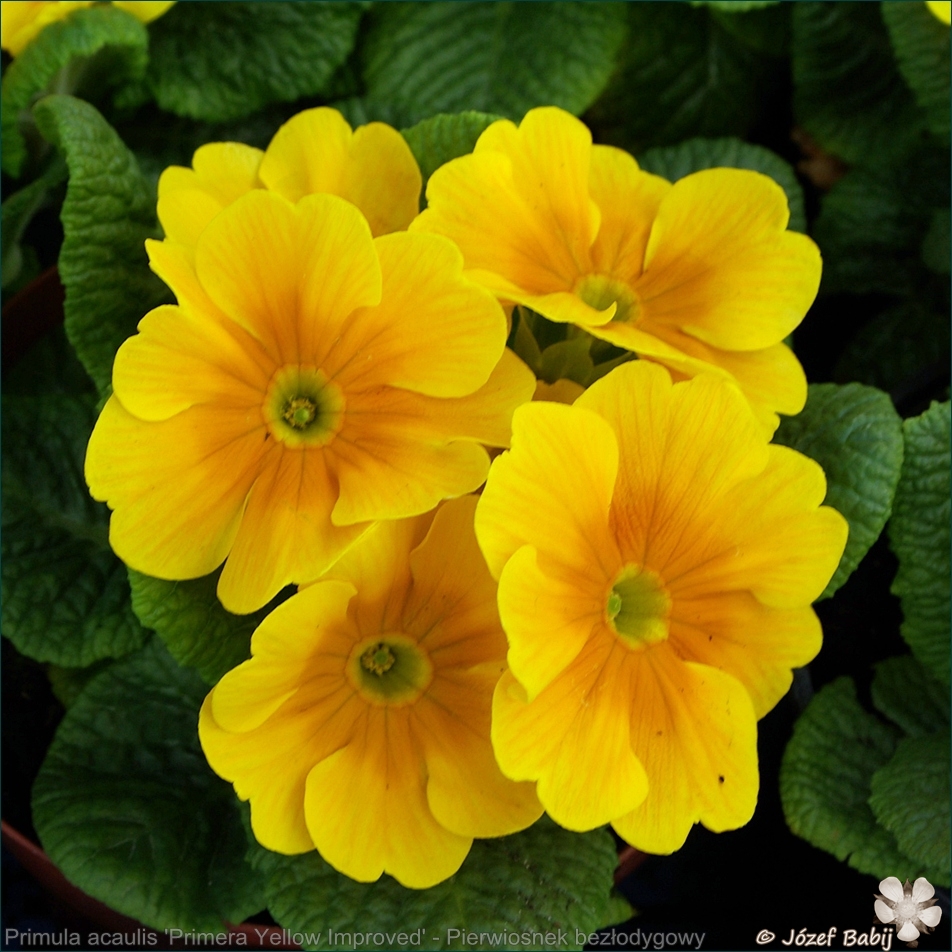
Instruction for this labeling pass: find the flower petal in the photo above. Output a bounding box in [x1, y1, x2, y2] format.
[880, 877, 905, 903]
[612, 651, 759, 854]
[874, 900, 897, 924]
[918, 906, 942, 928]
[897, 922, 920, 942]
[913, 877, 936, 903]
[304, 708, 471, 888]
[86, 395, 266, 580]
[475, 400, 621, 581]
[635, 168, 821, 351]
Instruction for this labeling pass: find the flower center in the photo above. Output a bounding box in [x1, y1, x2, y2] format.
[606, 566, 671, 650]
[896, 897, 919, 921]
[347, 634, 434, 707]
[574, 274, 638, 325]
[264, 365, 344, 448]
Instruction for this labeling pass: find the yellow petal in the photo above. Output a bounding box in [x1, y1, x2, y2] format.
[634, 168, 821, 351]
[613, 650, 759, 854]
[86, 395, 266, 580]
[474, 401, 621, 581]
[304, 708, 471, 888]
[330, 231, 506, 399]
[216, 449, 371, 613]
[534, 378, 585, 404]
[588, 145, 671, 282]
[1, 1, 93, 55]
[493, 635, 649, 830]
[194, 191, 382, 364]
[669, 593, 822, 718]
[927, 1, 951, 25]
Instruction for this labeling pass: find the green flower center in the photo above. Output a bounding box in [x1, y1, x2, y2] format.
[264, 365, 344, 448]
[347, 634, 433, 707]
[606, 566, 671, 650]
[574, 274, 638, 325]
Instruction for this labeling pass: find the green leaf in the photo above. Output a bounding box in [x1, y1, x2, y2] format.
[834, 299, 951, 394]
[791, 2, 927, 165]
[869, 732, 951, 882]
[537, 336, 595, 388]
[250, 818, 618, 951]
[33, 94, 170, 397]
[361, 2, 628, 129]
[773, 383, 904, 600]
[1, 154, 67, 289]
[882, 0, 951, 140]
[47, 659, 113, 709]
[32, 639, 266, 932]
[889, 400, 951, 682]
[1, 5, 148, 177]
[146, 2, 366, 123]
[1, 393, 147, 667]
[637, 137, 806, 233]
[922, 208, 951, 275]
[587, 3, 782, 152]
[780, 677, 927, 881]
[871, 656, 950, 740]
[401, 111, 501, 194]
[811, 148, 949, 296]
[128, 569, 282, 686]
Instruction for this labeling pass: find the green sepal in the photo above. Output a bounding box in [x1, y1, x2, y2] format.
[773, 383, 904, 600]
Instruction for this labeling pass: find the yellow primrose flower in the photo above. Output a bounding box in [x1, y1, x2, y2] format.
[199, 496, 543, 888]
[85, 190, 533, 614]
[474, 361, 848, 854]
[412, 106, 821, 432]
[1, 1, 174, 55]
[157, 107, 422, 253]
[927, 1, 951, 25]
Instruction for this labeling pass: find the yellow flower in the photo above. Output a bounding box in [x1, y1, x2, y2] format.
[157, 107, 422, 253]
[474, 361, 847, 854]
[199, 496, 543, 888]
[412, 106, 821, 433]
[927, 1, 951, 25]
[85, 190, 533, 613]
[1, 1, 174, 55]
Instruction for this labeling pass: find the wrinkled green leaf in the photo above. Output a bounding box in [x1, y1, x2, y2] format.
[871, 656, 950, 740]
[637, 136, 806, 233]
[33, 94, 169, 396]
[834, 299, 951, 394]
[250, 818, 618, 951]
[47, 659, 113, 709]
[146, 2, 365, 122]
[869, 732, 951, 881]
[588, 3, 781, 152]
[774, 384, 904, 600]
[32, 639, 265, 932]
[780, 677, 932, 881]
[1, 5, 148, 177]
[128, 569, 284, 686]
[889, 400, 951, 682]
[792, 2, 926, 164]
[361, 2, 628, 129]
[882, 1, 951, 140]
[1, 393, 147, 667]
[401, 111, 501, 195]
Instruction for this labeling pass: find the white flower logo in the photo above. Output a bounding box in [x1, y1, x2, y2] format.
[874, 877, 943, 946]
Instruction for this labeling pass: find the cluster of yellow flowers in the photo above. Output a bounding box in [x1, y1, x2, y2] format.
[85, 105, 848, 889]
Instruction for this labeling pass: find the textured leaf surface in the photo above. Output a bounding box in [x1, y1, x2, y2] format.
[882, 1, 951, 140]
[361, 2, 628, 128]
[402, 111, 501, 194]
[1, 6, 147, 177]
[774, 384, 904, 600]
[780, 678, 927, 880]
[588, 3, 783, 152]
[638, 137, 806, 233]
[869, 732, 951, 882]
[145, 2, 365, 123]
[128, 570, 282, 686]
[1, 393, 147, 667]
[32, 640, 265, 931]
[250, 818, 618, 951]
[792, 2, 926, 164]
[33, 95, 169, 396]
[871, 656, 951, 739]
[889, 401, 951, 681]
